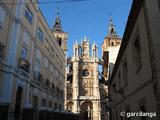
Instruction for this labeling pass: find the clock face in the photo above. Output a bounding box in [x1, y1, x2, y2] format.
[82, 69, 89, 77]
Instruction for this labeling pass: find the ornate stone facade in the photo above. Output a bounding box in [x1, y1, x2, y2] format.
[66, 37, 101, 120]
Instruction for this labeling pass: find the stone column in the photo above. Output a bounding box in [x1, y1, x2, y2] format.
[93, 61, 101, 120]
[72, 59, 79, 112]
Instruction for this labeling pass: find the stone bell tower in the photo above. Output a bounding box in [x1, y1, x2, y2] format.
[66, 36, 101, 120]
[52, 7, 68, 56]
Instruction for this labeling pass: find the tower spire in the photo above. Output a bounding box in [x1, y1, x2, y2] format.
[53, 7, 63, 32]
[56, 6, 60, 17]
[107, 16, 118, 38]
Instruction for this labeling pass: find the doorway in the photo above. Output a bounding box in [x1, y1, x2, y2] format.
[14, 86, 23, 120]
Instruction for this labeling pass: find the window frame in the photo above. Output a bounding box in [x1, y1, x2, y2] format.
[36, 27, 44, 42]
[21, 45, 28, 59]
[25, 5, 33, 24]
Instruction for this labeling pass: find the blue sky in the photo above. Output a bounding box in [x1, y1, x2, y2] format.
[39, 0, 132, 57]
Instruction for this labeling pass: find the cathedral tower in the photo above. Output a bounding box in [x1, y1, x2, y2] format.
[66, 36, 101, 120]
[102, 17, 121, 80]
[52, 8, 68, 55]
[100, 17, 121, 120]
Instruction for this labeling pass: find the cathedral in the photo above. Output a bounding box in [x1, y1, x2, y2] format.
[65, 36, 101, 120]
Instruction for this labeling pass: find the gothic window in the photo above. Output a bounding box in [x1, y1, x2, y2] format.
[25, 5, 33, 24]
[133, 36, 142, 73]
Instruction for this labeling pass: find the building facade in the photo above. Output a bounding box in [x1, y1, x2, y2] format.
[108, 0, 160, 120]
[65, 36, 101, 120]
[0, 0, 67, 119]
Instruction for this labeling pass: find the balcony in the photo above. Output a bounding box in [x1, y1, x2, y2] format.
[18, 57, 30, 73]
[0, 42, 5, 58]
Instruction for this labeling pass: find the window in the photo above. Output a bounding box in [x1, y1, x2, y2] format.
[35, 61, 41, 72]
[41, 99, 46, 107]
[25, 6, 33, 24]
[82, 69, 89, 77]
[21, 46, 28, 59]
[54, 103, 57, 110]
[111, 42, 114, 46]
[0, 6, 6, 29]
[48, 101, 52, 108]
[56, 21, 59, 25]
[133, 36, 142, 73]
[36, 28, 44, 42]
[35, 48, 41, 63]
[56, 87, 59, 96]
[32, 96, 38, 109]
[59, 38, 62, 46]
[52, 83, 55, 90]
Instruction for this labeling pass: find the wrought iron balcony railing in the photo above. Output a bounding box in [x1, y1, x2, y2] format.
[18, 57, 30, 73]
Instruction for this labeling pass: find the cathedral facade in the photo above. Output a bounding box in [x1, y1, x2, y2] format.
[65, 37, 101, 120]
